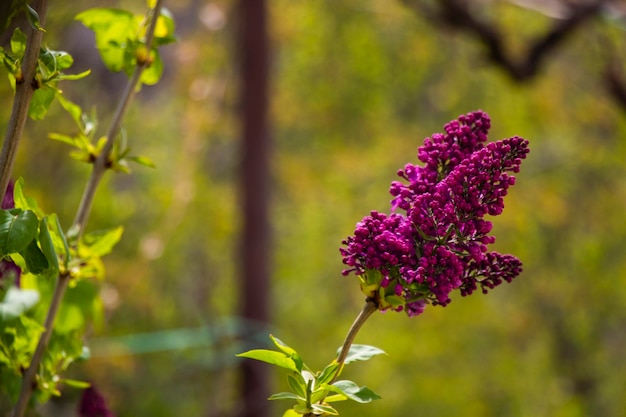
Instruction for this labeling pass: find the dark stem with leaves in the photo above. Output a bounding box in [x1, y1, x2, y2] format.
[0, 0, 48, 200]
[10, 2, 164, 416]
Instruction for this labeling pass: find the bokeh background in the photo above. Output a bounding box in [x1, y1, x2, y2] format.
[2, 0, 626, 416]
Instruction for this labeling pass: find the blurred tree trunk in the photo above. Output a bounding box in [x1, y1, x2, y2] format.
[236, 1, 271, 417]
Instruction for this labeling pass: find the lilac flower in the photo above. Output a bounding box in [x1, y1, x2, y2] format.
[78, 385, 116, 417]
[341, 111, 529, 317]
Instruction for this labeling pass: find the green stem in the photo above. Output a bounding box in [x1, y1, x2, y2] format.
[72, 0, 164, 234]
[11, 2, 165, 416]
[331, 298, 378, 383]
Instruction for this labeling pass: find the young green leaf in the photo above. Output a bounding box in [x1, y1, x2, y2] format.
[46, 214, 70, 270]
[281, 409, 300, 417]
[10, 27, 26, 58]
[236, 349, 298, 373]
[75, 8, 137, 72]
[126, 155, 156, 168]
[0, 209, 39, 257]
[268, 392, 302, 401]
[81, 227, 124, 257]
[270, 334, 304, 371]
[29, 85, 56, 120]
[311, 403, 339, 415]
[316, 361, 340, 386]
[336, 344, 386, 364]
[287, 374, 307, 399]
[329, 380, 381, 403]
[12, 178, 42, 215]
[59, 379, 91, 389]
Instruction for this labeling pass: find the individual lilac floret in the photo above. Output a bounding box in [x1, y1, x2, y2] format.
[341, 111, 529, 317]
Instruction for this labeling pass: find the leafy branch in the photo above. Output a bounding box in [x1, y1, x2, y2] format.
[0, 0, 48, 198]
[0, 1, 173, 416]
[237, 299, 382, 416]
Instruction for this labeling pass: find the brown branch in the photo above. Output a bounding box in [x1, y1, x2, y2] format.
[0, 0, 48, 202]
[403, 0, 610, 81]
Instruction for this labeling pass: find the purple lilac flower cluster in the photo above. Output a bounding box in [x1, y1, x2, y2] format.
[340, 111, 529, 317]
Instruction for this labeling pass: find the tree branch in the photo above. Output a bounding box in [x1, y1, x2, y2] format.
[0, 0, 48, 200]
[403, 0, 610, 81]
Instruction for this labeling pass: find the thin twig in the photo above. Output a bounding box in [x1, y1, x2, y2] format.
[11, 2, 165, 416]
[73, 0, 164, 233]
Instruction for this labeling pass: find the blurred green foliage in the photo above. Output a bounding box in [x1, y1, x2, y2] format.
[2, 0, 626, 416]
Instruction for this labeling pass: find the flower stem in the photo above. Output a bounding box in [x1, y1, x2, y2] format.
[332, 298, 378, 383]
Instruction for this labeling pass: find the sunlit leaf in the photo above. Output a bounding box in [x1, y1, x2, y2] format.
[10, 27, 26, 57]
[125, 155, 156, 168]
[268, 392, 302, 401]
[311, 403, 338, 415]
[270, 334, 298, 356]
[139, 50, 163, 85]
[60, 379, 91, 389]
[236, 349, 298, 372]
[57, 69, 91, 81]
[287, 374, 307, 399]
[29, 85, 56, 120]
[316, 361, 340, 386]
[75, 8, 137, 72]
[81, 227, 123, 257]
[329, 380, 381, 403]
[281, 410, 300, 417]
[46, 214, 69, 270]
[336, 344, 386, 364]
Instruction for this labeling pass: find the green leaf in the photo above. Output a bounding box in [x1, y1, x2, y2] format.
[0, 209, 39, 257]
[126, 155, 156, 168]
[236, 349, 298, 372]
[0, 287, 40, 320]
[270, 334, 296, 354]
[268, 392, 302, 401]
[281, 410, 300, 417]
[311, 403, 339, 415]
[316, 361, 340, 386]
[21, 238, 48, 274]
[10, 27, 26, 58]
[270, 334, 303, 372]
[384, 294, 405, 308]
[57, 69, 91, 81]
[337, 344, 386, 364]
[287, 374, 307, 399]
[329, 380, 381, 403]
[60, 379, 91, 389]
[46, 214, 70, 270]
[25, 4, 44, 32]
[139, 50, 163, 85]
[81, 227, 123, 257]
[75, 8, 137, 72]
[29, 85, 56, 120]
[38, 217, 59, 274]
